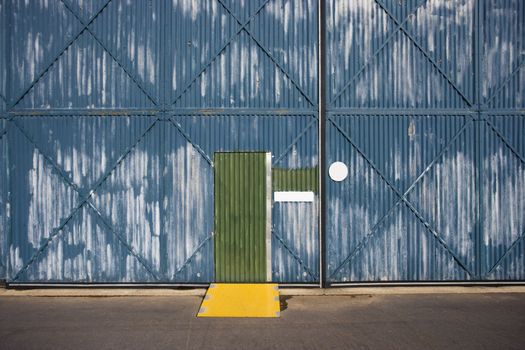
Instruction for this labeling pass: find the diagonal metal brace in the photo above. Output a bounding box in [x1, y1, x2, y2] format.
[484, 229, 525, 278]
[0, 128, 7, 141]
[59, 0, 159, 106]
[482, 57, 525, 108]
[170, 0, 273, 106]
[329, 0, 428, 106]
[327, 116, 475, 279]
[168, 117, 213, 166]
[373, 0, 474, 107]
[482, 117, 525, 166]
[173, 234, 214, 278]
[272, 118, 318, 166]
[10, 0, 115, 109]
[272, 229, 318, 280]
[11, 118, 160, 281]
[86, 202, 161, 280]
[216, 0, 317, 107]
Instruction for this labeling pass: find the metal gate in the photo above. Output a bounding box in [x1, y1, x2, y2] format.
[325, 0, 525, 283]
[0, 1, 523, 285]
[0, 0, 319, 284]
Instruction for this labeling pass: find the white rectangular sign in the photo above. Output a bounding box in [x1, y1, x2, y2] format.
[273, 191, 315, 202]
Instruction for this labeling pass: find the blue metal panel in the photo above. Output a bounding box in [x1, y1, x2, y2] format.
[171, 0, 318, 109]
[326, 0, 524, 283]
[1, 0, 319, 284]
[8, 0, 83, 106]
[5, 0, 522, 285]
[6, 113, 318, 283]
[0, 0, 5, 105]
[272, 201, 319, 282]
[326, 114, 475, 281]
[477, 0, 525, 279]
[15, 29, 156, 109]
[174, 114, 318, 168]
[481, 114, 525, 280]
[174, 114, 320, 283]
[0, 119, 7, 280]
[0, 0, 6, 279]
[482, 0, 525, 109]
[326, 0, 475, 109]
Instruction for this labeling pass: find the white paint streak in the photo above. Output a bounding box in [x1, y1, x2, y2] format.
[27, 149, 78, 248]
[274, 201, 318, 281]
[482, 147, 525, 252]
[179, 0, 199, 21]
[165, 143, 211, 280]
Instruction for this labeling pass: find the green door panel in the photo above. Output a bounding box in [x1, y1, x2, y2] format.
[214, 152, 267, 282]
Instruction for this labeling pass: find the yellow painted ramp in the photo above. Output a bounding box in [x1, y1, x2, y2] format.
[197, 283, 280, 318]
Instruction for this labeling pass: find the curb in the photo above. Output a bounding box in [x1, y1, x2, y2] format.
[1, 286, 525, 297]
[279, 286, 525, 296]
[0, 288, 207, 297]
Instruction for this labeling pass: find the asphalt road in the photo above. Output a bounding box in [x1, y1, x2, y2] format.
[0, 293, 524, 349]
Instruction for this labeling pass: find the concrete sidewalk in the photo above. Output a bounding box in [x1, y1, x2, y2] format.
[1, 285, 525, 297]
[0, 293, 524, 349]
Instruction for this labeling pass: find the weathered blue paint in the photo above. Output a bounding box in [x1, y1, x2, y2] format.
[0, 0, 319, 283]
[1, 0, 523, 285]
[0, 0, 7, 280]
[0, 118, 7, 280]
[326, 0, 525, 283]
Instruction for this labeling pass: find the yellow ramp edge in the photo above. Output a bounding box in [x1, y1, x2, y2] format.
[197, 283, 280, 318]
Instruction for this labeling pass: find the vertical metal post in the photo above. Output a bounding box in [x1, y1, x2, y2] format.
[318, 0, 327, 288]
[475, 0, 484, 279]
[5, 0, 12, 281]
[265, 152, 272, 282]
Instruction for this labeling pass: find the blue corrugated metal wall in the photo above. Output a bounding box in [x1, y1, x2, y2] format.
[1, 0, 8, 280]
[326, 0, 525, 282]
[0, 0, 523, 285]
[0, 0, 319, 283]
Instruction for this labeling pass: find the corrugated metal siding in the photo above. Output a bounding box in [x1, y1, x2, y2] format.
[481, 114, 525, 280]
[4, 0, 522, 285]
[0, 119, 7, 280]
[326, 0, 475, 109]
[0, 0, 7, 279]
[1, 0, 318, 284]
[326, 0, 524, 283]
[272, 167, 318, 192]
[0, 0, 5, 104]
[174, 114, 320, 283]
[482, 0, 525, 109]
[327, 114, 476, 281]
[175, 113, 320, 283]
[479, 0, 525, 280]
[272, 201, 319, 282]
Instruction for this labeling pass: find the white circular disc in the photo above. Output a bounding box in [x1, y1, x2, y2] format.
[329, 162, 348, 182]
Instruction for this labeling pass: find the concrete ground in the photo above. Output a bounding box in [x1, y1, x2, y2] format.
[0, 292, 524, 349]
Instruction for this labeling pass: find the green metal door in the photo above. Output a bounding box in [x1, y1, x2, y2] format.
[214, 152, 270, 282]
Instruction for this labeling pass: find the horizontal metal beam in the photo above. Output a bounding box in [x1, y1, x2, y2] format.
[6, 282, 322, 288]
[329, 281, 525, 287]
[8, 108, 318, 117]
[6, 283, 210, 289]
[327, 108, 477, 115]
[327, 109, 525, 116]
[169, 109, 318, 116]
[9, 109, 159, 116]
